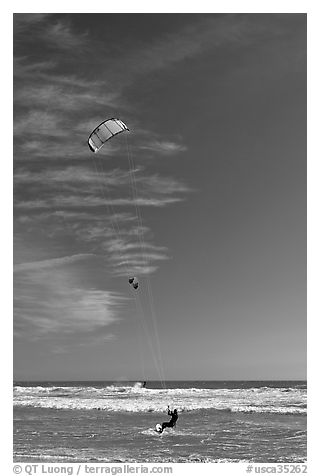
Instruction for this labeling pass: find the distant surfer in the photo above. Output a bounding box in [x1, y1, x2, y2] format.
[157, 406, 178, 434]
[142, 381, 147, 388]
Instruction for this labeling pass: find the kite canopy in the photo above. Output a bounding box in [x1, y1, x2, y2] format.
[88, 118, 129, 153]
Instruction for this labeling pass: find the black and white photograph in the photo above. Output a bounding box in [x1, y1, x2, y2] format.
[13, 11, 307, 466]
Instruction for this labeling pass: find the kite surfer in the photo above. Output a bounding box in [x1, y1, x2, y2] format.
[157, 406, 178, 433]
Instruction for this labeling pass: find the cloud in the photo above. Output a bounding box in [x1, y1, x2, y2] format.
[14, 166, 126, 188]
[15, 195, 184, 210]
[14, 14, 278, 99]
[14, 164, 185, 186]
[14, 165, 191, 214]
[45, 20, 88, 50]
[14, 260, 125, 342]
[13, 253, 93, 272]
[113, 264, 159, 277]
[14, 164, 191, 195]
[14, 84, 121, 113]
[113, 251, 169, 276]
[107, 243, 170, 276]
[14, 111, 67, 138]
[106, 239, 167, 255]
[13, 13, 51, 33]
[139, 140, 187, 155]
[13, 13, 195, 290]
[14, 57, 105, 90]
[14, 57, 57, 78]
[14, 14, 88, 52]
[137, 173, 192, 195]
[94, 15, 263, 88]
[14, 140, 88, 159]
[13, 160, 191, 276]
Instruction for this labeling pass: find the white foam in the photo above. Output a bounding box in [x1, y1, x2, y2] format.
[13, 384, 306, 414]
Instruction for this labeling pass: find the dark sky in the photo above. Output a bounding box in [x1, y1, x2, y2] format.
[13, 13, 306, 381]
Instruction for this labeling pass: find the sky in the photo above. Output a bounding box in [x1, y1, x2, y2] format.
[13, 13, 307, 381]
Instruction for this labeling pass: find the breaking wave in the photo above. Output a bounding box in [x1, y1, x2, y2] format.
[13, 383, 306, 415]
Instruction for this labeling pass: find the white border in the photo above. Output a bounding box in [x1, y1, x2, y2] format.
[4, 3, 316, 474]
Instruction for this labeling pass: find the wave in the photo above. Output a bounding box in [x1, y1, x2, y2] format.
[13, 450, 307, 464]
[13, 383, 306, 415]
[13, 452, 253, 463]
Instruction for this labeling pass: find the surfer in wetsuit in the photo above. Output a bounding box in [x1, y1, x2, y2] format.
[159, 406, 178, 433]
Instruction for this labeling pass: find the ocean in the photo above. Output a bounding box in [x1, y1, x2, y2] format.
[13, 380, 307, 463]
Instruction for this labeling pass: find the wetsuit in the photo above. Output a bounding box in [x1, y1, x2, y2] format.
[160, 410, 178, 432]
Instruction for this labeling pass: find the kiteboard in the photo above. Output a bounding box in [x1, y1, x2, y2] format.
[155, 424, 162, 434]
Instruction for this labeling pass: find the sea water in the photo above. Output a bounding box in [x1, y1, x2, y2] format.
[13, 380, 306, 463]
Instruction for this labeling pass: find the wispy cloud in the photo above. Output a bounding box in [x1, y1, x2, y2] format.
[106, 239, 167, 255]
[13, 13, 51, 33]
[13, 12, 196, 325]
[14, 165, 191, 192]
[14, 111, 67, 138]
[14, 56, 57, 77]
[106, 238, 170, 276]
[45, 20, 88, 50]
[13, 253, 93, 272]
[14, 56, 104, 90]
[15, 195, 184, 211]
[14, 84, 121, 113]
[94, 15, 267, 88]
[112, 264, 159, 277]
[14, 159, 191, 276]
[139, 140, 187, 155]
[14, 166, 127, 188]
[14, 261, 125, 342]
[14, 14, 88, 51]
[14, 138, 95, 160]
[14, 165, 191, 213]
